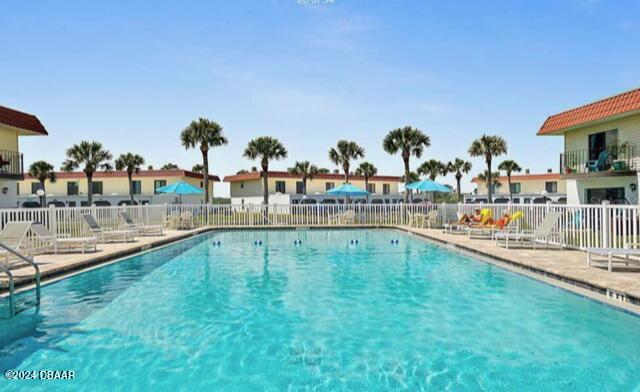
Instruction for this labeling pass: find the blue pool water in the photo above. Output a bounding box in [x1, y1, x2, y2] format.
[1, 229, 639, 390]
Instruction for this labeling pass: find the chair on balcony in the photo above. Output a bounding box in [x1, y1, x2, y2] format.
[0, 154, 10, 172]
[585, 150, 608, 172]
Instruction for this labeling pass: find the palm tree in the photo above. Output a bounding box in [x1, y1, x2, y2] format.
[62, 141, 113, 205]
[477, 170, 501, 197]
[28, 160, 56, 206]
[288, 161, 319, 195]
[355, 162, 378, 192]
[180, 118, 228, 204]
[192, 164, 204, 173]
[161, 163, 179, 170]
[417, 159, 447, 181]
[401, 171, 420, 202]
[115, 153, 145, 204]
[328, 140, 365, 203]
[317, 168, 330, 174]
[448, 158, 472, 202]
[243, 137, 288, 204]
[468, 134, 507, 202]
[383, 126, 431, 203]
[498, 160, 522, 201]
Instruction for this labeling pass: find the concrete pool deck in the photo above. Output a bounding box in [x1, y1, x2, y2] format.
[400, 226, 640, 309]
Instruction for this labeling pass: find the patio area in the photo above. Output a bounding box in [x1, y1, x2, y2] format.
[401, 226, 640, 309]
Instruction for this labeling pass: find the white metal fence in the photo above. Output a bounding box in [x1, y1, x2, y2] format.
[1, 202, 637, 250]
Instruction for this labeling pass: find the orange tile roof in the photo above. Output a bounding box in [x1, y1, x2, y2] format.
[538, 87, 640, 135]
[24, 169, 220, 182]
[471, 173, 560, 183]
[223, 171, 401, 182]
[0, 105, 48, 135]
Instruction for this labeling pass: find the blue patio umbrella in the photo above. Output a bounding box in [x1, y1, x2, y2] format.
[405, 180, 452, 193]
[326, 184, 370, 197]
[155, 181, 203, 203]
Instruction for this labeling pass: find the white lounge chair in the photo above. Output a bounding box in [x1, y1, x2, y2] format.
[494, 211, 563, 249]
[467, 212, 524, 240]
[329, 210, 356, 225]
[443, 212, 467, 235]
[0, 221, 32, 264]
[119, 212, 164, 236]
[81, 214, 136, 243]
[30, 223, 97, 254]
[179, 211, 194, 230]
[586, 243, 640, 272]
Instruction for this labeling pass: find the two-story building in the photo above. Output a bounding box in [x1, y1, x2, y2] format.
[19, 169, 219, 207]
[0, 105, 49, 208]
[224, 171, 403, 205]
[467, 171, 567, 204]
[538, 87, 640, 204]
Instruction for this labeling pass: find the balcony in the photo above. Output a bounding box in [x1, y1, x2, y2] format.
[560, 143, 639, 178]
[0, 149, 24, 179]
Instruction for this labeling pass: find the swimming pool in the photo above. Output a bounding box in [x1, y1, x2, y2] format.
[1, 229, 639, 390]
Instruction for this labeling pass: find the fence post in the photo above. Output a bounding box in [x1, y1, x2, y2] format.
[601, 201, 610, 248]
[48, 204, 58, 235]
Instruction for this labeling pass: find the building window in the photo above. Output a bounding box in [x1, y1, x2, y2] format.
[325, 182, 335, 191]
[275, 181, 286, 193]
[383, 184, 390, 195]
[545, 181, 558, 193]
[296, 181, 304, 194]
[510, 183, 521, 194]
[92, 181, 103, 195]
[586, 188, 625, 204]
[67, 181, 79, 196]
[367, 183, 376, 193]
[31, 182, 42, 194]
[132, 180, 142, 195]
[154, 180, 167, 194]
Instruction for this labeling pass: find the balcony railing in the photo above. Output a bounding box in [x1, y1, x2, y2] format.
[0, 149, 23, 178]
[560, 144, 639, 175]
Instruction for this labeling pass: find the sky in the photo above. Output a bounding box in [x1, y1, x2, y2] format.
[2, 0, 640, 197]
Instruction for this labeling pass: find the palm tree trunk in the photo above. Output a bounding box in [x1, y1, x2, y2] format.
[486, 159, 492, 203]
[403, 157, 410, 203]
[507, 175, 512, 201]
[456, 174, 462, 202]
[344, 171, 350, 205]
[262, 163, 269, 205]
[40, 180, 47, 206]
[128, 172, 134, 204]
[202, 149, 210, 204]
[87, 172, 93, 206]
[365, 177, 369, 203]
[303, 178, 307, 195]
[262, 163, 269, 224]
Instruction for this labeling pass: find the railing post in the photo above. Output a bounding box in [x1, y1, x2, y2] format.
[48, 204, 58, 235]
[602, 201, 610, 248]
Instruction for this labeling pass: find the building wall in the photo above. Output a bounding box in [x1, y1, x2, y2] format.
[0, 180, 18, 208]
[19, 175, 214, 199]
[0, 125, 20, 152]
[565, 175, 639, 204]
[229, 177, 400, 197]
[564, 113, 640, 152]
[475, 178, 566, 196]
